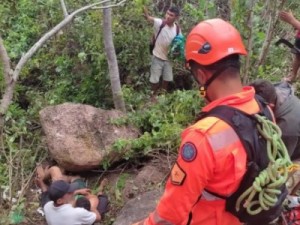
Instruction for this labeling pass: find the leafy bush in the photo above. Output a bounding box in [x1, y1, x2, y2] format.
[113, 88, 203, 160]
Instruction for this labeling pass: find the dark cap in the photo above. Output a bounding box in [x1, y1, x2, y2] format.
[48, 180, 78, 202]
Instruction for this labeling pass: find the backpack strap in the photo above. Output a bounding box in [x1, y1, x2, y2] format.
[152, 20, 166, 48]
[254, 94, 274, 122]
[202, 105, 258, 162]
[175, 22, 180, 35]
[200, 95, 273, 162]
[153, 21, 180, 46]
[199, 96, 273, 198]
[198, 97, 289, 223]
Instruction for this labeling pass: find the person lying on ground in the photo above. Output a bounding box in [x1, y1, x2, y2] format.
[42, 165, 87, 189]
[39, 164, 109, 214]
[35, 165, 109, 225]
[74, 177, 109, 219]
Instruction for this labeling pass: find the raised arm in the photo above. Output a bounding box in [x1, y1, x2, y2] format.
[143, 6, 155, 23]
[279, 11, 300, 31]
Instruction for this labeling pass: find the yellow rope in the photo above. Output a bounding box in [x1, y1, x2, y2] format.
[287, 164, 300, 173]
[235, 114, 292, 215]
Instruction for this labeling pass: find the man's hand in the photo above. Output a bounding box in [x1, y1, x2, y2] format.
[279, 10, 300, 30]
[143, 6, 149, 18]
[279, 11, 296, 25]
[143, 6, 154, 22]
[74, 188, 91, 196]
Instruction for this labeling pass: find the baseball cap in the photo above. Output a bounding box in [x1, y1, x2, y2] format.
[48, 180, 78, 201]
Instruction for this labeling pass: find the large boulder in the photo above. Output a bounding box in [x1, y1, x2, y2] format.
[39, 103, 139, 171]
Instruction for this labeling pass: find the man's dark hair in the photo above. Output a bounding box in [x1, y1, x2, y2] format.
[203, 54, 241, 71]
[75, 197, 91, 211]
[168, 6, 180, 16]
[249, 79, 277, 104]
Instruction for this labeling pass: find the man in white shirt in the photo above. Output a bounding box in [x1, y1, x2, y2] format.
[144, 6, 180, 98]
[43, 180, 101, 225]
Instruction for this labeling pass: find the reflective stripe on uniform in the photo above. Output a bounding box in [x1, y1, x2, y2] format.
[200, 190, 226, 201]
[151, 210, 175, 225]
[208, 127, 239, 152]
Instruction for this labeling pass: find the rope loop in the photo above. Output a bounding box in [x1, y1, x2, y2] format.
[235, 114, 292, 215]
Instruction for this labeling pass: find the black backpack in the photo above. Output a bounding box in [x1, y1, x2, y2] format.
[197, 96, 288, 224]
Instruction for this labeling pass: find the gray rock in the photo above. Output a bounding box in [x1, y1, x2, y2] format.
[122, 165, 165, 200]
[39, 103, 139, 171]
[113, 189, 163, 225]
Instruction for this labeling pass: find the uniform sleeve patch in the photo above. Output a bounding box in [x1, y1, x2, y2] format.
[181, 142, 197, 162]
[171, 162, 186, 186]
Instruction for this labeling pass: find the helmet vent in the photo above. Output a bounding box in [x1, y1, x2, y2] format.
[198, 42, 211, 54]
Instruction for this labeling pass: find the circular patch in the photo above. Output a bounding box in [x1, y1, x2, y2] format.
[181, 142, 197, 162]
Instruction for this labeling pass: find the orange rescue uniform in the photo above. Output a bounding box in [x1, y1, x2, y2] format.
[137, 86, 262, 225]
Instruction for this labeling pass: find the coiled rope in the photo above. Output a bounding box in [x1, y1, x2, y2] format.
[235, 114, 296, 215]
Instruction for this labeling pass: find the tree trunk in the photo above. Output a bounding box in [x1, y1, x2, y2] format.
[215, 0, 231, 21]
[255, 0, 287, 68]
[241, 0, 257, 84]
[102, 4, 126, 112]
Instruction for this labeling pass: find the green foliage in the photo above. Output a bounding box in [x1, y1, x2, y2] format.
[112, 88, 203, 160]
[1, 103, 44, 184]
[115, 173, 130, 202]
[0, 102, 46, 223]
[183, 0, 214, 25]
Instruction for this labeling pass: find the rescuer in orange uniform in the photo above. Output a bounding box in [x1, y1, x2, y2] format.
[132, 19, 264, 225]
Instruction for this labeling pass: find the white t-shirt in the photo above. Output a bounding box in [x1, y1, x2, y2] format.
[44, 201, 96, 225]
[153, 18, 179, 61]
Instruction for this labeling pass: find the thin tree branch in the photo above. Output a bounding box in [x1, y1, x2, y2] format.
[0, 35, 12, 85]
[60, 0, 69, 18]
[0, 0, 127, 115]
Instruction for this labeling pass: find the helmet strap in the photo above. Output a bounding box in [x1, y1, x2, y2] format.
[202, 64, 239, 102]
[204, 64, 239, 92]
[204, 68, 224, 90]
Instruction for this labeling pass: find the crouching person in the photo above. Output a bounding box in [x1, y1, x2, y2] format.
[43, 180, 101, 225]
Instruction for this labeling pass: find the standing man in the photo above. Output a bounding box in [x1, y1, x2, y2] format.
[144, 6, 180, 98]
[132, 19, 276, 225]
[279, 10, 300, 83]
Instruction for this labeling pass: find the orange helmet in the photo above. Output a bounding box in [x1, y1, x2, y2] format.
[185, 19, 247, 66]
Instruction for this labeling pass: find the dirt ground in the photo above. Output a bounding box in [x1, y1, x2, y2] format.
[1, 154, 174, 225]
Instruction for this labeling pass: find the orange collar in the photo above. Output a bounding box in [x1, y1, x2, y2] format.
[202, 86, 256, 112]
